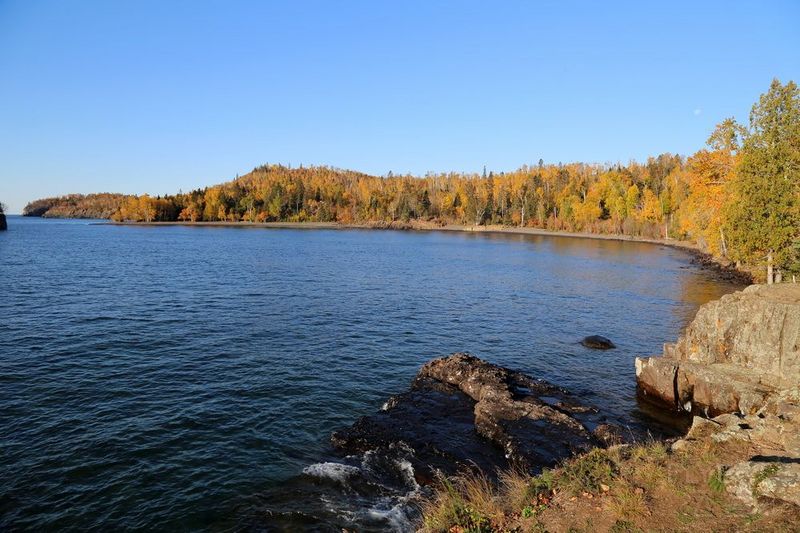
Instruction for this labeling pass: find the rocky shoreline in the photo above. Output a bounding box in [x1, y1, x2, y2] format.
[331, 354, 633, 484]
[635, 283, 800, 510]
[309, 283, 799, 530]
[636, 284, 800, 417]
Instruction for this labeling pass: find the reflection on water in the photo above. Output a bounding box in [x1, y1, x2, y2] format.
[0, 217, 742, 530]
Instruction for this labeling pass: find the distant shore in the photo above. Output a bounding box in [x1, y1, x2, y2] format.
[102, 219, 751, 283]
[102, 219, 699, 249]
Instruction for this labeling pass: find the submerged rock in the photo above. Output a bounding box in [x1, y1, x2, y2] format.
[636, 284, 800, 417]
[332, 353, 627, 478]
[580, 335, 616, 349]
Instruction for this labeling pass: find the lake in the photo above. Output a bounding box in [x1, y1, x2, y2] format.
[0, 216, 741, 530]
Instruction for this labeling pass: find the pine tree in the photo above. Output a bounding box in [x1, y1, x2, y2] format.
[724, 79, 800, 278]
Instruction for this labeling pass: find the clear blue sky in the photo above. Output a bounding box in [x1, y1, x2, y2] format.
[1, 1, 798, 213]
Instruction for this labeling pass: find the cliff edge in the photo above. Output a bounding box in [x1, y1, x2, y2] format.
[636, 284, 800, 417]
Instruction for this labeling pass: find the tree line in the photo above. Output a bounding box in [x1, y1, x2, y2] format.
[24, 79, 799, 280]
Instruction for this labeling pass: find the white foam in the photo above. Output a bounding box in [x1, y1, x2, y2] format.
[302, 462, 360, 483]
[366, 499, 415, 532]
[394, 458, 420, 491]
[366, 456, 422, 530]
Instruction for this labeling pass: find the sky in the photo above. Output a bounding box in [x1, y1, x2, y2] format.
[0, 1, 798, 213]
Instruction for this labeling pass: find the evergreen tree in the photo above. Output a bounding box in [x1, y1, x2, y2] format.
[724, 79, 800, 277]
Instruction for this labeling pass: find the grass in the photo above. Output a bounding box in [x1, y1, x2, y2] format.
[419, 438, 800, 532]
[752, 463, 780, 496]
[557, 448, 618, 496]
[708, 466, 726, 494]
[420, 473, 499, 533]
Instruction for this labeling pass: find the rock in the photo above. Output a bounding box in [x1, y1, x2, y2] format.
[634, 285, 800, 514]
[670, 438, 690, 452]
[332, 353, 629, 478]
[635, 356, 679, 409]
[636, 284, 800, 417]
[686, 416, 722, 438]
[581, 335, 616, 350]
[593, 423, 627, 446]
[0, 212, 6, 231]
[330, 375, 508, 478]
[726, 460, 800, 509]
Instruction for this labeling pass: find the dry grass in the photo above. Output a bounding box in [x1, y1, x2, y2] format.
[418, 438, 800, 532]
[419, 472, 499, 533]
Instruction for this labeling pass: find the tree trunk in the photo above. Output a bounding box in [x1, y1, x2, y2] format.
[719, 227, 728, 257]
[767, 251, 774, 285]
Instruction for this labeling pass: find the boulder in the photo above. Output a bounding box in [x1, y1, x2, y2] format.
[726, 460, 800, 509]
[581, 335, 616, 349]
[668, 390, 800, 510]
[636, 285, 800, 417]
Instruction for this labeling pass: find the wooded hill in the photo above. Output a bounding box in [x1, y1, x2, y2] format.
[23, 193, 125, 219]
[24, 79, 799, 280]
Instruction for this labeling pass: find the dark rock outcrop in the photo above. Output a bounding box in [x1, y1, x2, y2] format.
[0, 212, 6, 231]
[636, 284, 800, 417]
[332, 353, 626, 479]
[581, 335, 615, 349]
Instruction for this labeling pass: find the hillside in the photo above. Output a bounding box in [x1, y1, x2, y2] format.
[23, 193, 126, 219]
[22, 79, 800, 281]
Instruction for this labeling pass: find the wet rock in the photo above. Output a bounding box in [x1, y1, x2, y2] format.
[636, 284, 800, 417]
[331, 376, 507, 479]
[332, 353, 626, 477]
[581, 335, 616, 350]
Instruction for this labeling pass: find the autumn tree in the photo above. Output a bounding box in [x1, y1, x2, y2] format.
[679, 119, 742, 255]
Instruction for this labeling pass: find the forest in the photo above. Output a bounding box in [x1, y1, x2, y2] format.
[24, 79, 800, 280]
[23, 193, 125, 219]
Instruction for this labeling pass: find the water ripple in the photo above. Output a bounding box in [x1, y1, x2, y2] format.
[0, 217, 741, 530]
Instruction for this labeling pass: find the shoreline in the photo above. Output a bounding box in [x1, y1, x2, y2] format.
[101, 219, 753, 284]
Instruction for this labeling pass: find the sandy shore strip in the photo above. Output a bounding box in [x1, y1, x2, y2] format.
[102, 220, 694, 248]
[100, 220, 752, 282]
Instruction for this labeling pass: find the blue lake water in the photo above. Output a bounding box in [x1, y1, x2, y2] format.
[0, 216, 740, 530]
